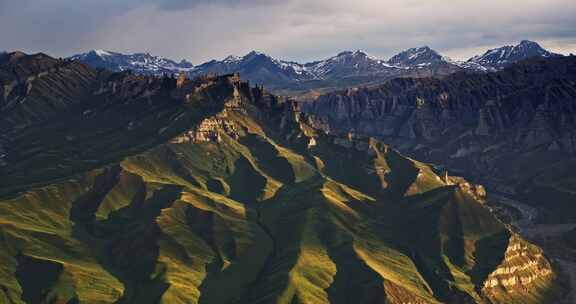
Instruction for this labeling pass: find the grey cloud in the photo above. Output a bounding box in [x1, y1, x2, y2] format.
[149, 0, 283, 10]
[0, 0, 574, 62]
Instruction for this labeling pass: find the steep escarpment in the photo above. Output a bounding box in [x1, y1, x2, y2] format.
[0, 53, 561, 303]
[1, 51, 97, 126]
[302, 56, 576, 220]
[303, 57, 576, 150]
[481, 235, 555, 303]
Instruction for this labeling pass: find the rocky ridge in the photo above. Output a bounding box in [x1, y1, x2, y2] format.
[302, 56, 576, 182]
[482, 235, 554, 302]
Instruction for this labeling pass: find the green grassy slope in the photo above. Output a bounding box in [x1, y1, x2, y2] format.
[0, 107, 559, 303]
[0, 53, 560, 303]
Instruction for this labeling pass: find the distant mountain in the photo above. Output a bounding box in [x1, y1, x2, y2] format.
[191, 50, 315, 85]
[69, 49, 194, 75]
[386, 46, 499, 73]
[70, 41, 564, 95]
[303, 50, 399, 78]
[387, 46, 451, 67]
[192, 48, 456, 82]
[190, 50, 405, 87]
[189, 49, 463, 94]
[468, 40, 562, 69]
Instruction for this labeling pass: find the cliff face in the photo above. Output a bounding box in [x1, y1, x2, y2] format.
[482, 235, 554, 297]
[302, 57, 576, 187]
[0, 53, 561, 304]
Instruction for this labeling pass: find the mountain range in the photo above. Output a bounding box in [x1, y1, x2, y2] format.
[69, 49, 194, 75]
[468, 40, 562, 69]
[70, 40, 563, 95]
[0, 51, 567, 303]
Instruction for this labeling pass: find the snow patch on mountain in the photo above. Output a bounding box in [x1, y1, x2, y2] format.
[70, 50, 194, 75]
[94, 49, 112, 57]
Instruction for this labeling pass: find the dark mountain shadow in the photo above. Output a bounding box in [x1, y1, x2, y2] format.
[15, 253, 79, 304]
[69, 169, 181, 304]
[325, 240, 387, 304]
[226, 156, 267, 204]
[239, 134, 296, 185]
[468, 231, 510, 294]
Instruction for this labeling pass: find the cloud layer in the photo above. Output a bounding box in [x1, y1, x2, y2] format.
[1, 0, 575, 63]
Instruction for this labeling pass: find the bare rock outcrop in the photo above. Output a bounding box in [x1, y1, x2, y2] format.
[482, 235, 555, 302]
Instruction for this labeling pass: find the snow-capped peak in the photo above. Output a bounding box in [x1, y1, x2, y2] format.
[244, 50, 268, 58]
[387, 46, 448, 67]
[223, 55, 242, 63]
[301, 49, 396, 78]
[69, 49, 194, 75]
[336, 50, 369, 57]
[467, 40, 562, 69]
[407, 46, 431, 53]
[518, 40, 544, 49]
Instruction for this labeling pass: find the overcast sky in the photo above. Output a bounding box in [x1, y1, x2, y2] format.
[1, 0, 575, 63]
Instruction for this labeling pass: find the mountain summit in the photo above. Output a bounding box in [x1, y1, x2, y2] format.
[468, 40, 561, 69]
[387, 46, 449, 67]
[191, 50, 313, 86]
[304, 49, 397, 78]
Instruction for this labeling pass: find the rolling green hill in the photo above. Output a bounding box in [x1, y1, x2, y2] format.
[0, 52, 561, 303]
